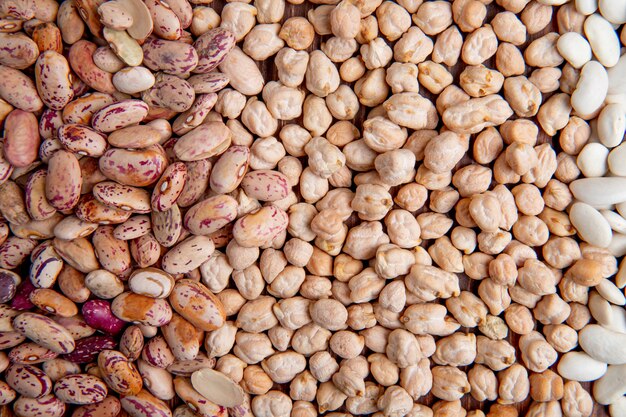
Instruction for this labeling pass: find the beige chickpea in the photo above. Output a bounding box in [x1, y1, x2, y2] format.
[307, 247, 334, 277]
[430, 187, 460, 214]
[520, 1, 552, 34]
[511, 184, 543, 216]
[320, 36, 358, 62]
[368, 353, 399, 386]
[503, 76, 542, 118]
[519, 332, 557, 373]
[473, 127, 503, 165]
[309, 351, 339, 383]
[417, 212, 454, 240]
[325, 85, 360, 120]
[303, 95, 333, 137]
[328, 0, 361, 39]
[233, 265, 265, 300]
[452, 0, 486, 32]
[279, 17, 315, 50]
[191, 7, 221, 36]
[525, 32, 563, 68]
[512, 215, 549, 247]
[477, 230, 512, 255]
[543, 324, 578, 353]
[316, 381, 347, 413]
[448, 227, 475, 255]
[268, 325, 294, 352]
[378, 386, 414, 417]
[251, 391, 292, 417]
[477, 278, 511, 315]
[347, 303, 376, 330]
[217, 290, 247, 316]
[216, 354, 248, 383]
[556, 2, 585, 34]
[346, 382, 383, 415]
[307, 4, 333, 35]
[339, 57, 367, 83]
[461, 25, 498, 65]
[495, 42, 525, 77]
[241, 365, 274, 395]
[385, 62, 419, 94]
[228, 119, 254, 147]
[495, 0, 530, 13]
[433, 332, 476, 367]
[469, 193, 502, 232]
[298, 275, 331, 300]
[360, 38, 393, 70]
[234, 332, 275, 364]
[445, 291, 487, 329]
[355, 68, 390, 107]
[291, 401, 316, 417]
[215, 88, 247, 119]
[559, 116, 590, 156]
[542, 179, 572, 211]
[376, 1, 411, 40]
[528, 67, 562, 94]
[275, 48, 309, 88]
[243, 24, 285, 61]
[393, 26, 434, 64]
[428, 236, 463, 273]
[329, 330, 364, 359]
[305, 50, 340, 98]
[468, 364, 498, 402]
[487, 253, 517, 287]
[462, 252, 493, 280]
[491, 11, 526, 45]
[349, 268, 386, 303]
[476, 336, 516, 371]
[325, 121, 358, 149]
[566, 302, 591, 330]
[431, 366, 471, 401]
[452, 164, 492, 197]
[262, 82, 305, 121]
[220, 3, 257, 41]
[418, 61, 453, 94]
[459, 65, 504, 98]
[255, 0, 285, 23]
[249, 136, 286, 170]
[413, 1, 452, 35]
[289, 371, 317, 402]
[432, 25, 463, 67]
[356, 15, 379, 44]
[498, 364, 530, 404]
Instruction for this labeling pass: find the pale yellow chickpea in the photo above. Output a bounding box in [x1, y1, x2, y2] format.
[491, 11, 526, 45]
[432, 25, 463, 66]
[495, 43, 525, 77]
[340, 57, 367, 83]
[413, 1, 453, 36]
[330, 0, 361, 39]
[452, 0, 486, 32]
[280, 17, 315, 50]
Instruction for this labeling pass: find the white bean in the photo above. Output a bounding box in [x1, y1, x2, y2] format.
[557, 351, 608, 381]
[557, 32, 592, 69]
[601, 210, 626, 235]
[571, 60, 608, 118]
[571, 177, 626, 205]
[597, 103, 626, 148]
[577, 142, 609, 177]
[576, 0, 598, 15]
[598, 0, 626, 24]
[584, 14, 620, 67]
[570, 202, 613, 247]
[609, 143, 626, 176]
[608, 54, 626, 95]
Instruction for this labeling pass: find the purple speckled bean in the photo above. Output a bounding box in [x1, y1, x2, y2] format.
[0, 332, 26, 349]
[5, 363, 53, 398]
[0, 380, 16, 405]
[34, 51, 74, 111]
[75, 194, 132, 225]
[52, 237, 99, 274]
[151, 162, 188, 212]
[53, 315, 96, 340]
[12, 312, 75, 354]
[82, 300, 126, 335]
[0, 237, 37, 270]
[38, 109, 63, 140]
[161, 236, 214, 275]
[25, 170, 57, 222]
[0, 64, 43, 112]
[172, 93, 218, 136]
[0, 303, 19, 332]
[0, 0, 35, 20]
[91, 99, 149, 133]
[38, 138, 64, 164]
[183, 195, 238, 236]
[193, 28, 236, 74]
[141, 335, 174, 369]
[8, 342, 58, 365]
[45, 150, 82, 211]
[63, 335, 116, 364]
[142, 38, 198, 76]
[54, 374, 108, 404]
[72, 395, 121, 417]
[121, 389, 173, 417]
[57, 124, 108, 157]
[228, 394, 253, 417]
[168, 279, 225, 331]
[13, 393, 66, 417]
[93, 182, 151, 214]
[11, 280, 35, 311]
[0, 270, 17, 303]
[144, 0, 182, 40]
[98, 349, 142, 395]
[98, 145, 168, 188]
[107, 125, 162, 150]
[0, 32, 38, 69]
[187, 72, 230, 95]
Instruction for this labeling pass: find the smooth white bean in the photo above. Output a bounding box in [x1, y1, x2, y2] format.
[577, 142, 609, 177]
[571, 178, 626, 205]
[557, 351, 608, 381]
[557, 32, 592, 69]
[598, 104, 626, 148]
[584, 14, 620, 67]
[572, 61, 609, 118]
[598, 0, 626, 24]
[609, 143, 626, 176]
[576, 0, 598, 15]
[570, 202, 613, 247]
[608, 55, 626, 95]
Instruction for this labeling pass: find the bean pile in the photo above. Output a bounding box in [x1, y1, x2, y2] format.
[0, 0, 625, 416]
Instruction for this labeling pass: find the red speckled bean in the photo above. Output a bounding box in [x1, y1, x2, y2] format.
[72, 395, 121, 417]
[82, 300, 126, 335]
[63, 335, 116, 364]
[92, 226, 132, 276]
[168, 279, 225, 332]
[45, 150, 82, 211]
[98, 349, 142, 396]
[183, 194, 238, 236]
[91, 99, 150, 133]
[62, 92, 115, 126]
[8, 342, 58, 365]
[241, 170, 291, 202]
[12, 313, 75, 354]
[232, 205, 289, 248]
[113, 215, 152, 240]
[0, 64, 43, 112]
[34, 51, 74, 111]
[53, 374, 108, 404]
[99, 145, 168, 188]
[121, 389, 173, 417]
[142, 335, 175, 369]
[4, 109, 40, 168]
[151, 162, 188, 212]
[142, 38, 199, 76]
[68, 41, 115, 94]
[75, 194, 132, 225]
[25, 170, 57, 221]
[5, 363, 53, 398]
[0, 237, 37, 270]
[57, 124, 108, 157]
[93, 181, 152, 214]
[193, 28, 236, 74]
[111, 292, 173, 327]
[13, 394, 66, 417]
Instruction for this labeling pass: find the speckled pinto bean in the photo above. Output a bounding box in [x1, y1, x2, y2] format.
[174, 121, 232, 161]
[24, 170, 57, 221]
[53, 374, 107, 405]
[173, 93, 218, 135]
[99, 145, 168, 187]
[121, 389, 173, 417]
[111, 292, 173, 327]
[92, 226, 132, 276]
[91, 100, 149, 133]
[209, 145, 249, 194]
[68, 41, 115, 94]
[93, 182, 151, 214]
[187, 72, 230, 94]
[0, 64, 43, 112]
[62, 92, 115, 126]
[168, 279, 226, 331]
[45, 150, 82, 211]
[232, 205, 289, 248]
[57, 124, 107, 157]
[0, 237, 37, 270]
[74, 194, 132, 225]
[0, 380, 16, 405]
[98, 349, 143, 396]
[128, 268, 175, 299]
[142, 73, 195, 113]
[241, 170, 291, 202]
[114, 215, 151, 240]
[34, 51, 74, 111]
[0, 33, 38, 69]
[142, 38, 199, 76]
[193, 27, 236, 74]
[107, 125, 162, 149]
[4, 109, 40, 168]
[13, 394, 66, 417]
[5, 363, 53, 398]
[72, 395, 121, 417]
[174, 377, 227, 417]
[184, 195, 238, 236]
[9, 342, 58, 365]
[29, 289, 78, 317]
[151, 162, 188, 212]
[12, 313, 75, 354]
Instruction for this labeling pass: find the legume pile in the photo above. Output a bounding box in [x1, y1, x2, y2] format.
[0, 0, 625, 416]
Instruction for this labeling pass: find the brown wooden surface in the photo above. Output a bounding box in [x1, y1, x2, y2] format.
[208, 0, 610, 415]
